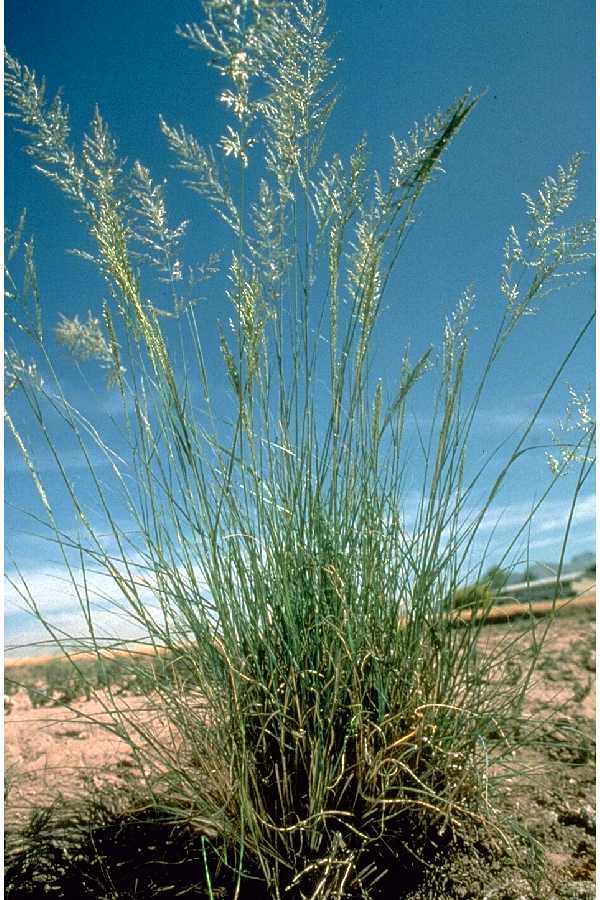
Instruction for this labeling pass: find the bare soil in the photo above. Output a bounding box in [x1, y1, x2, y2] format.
[431, 599, 596, 900]
[4, 598, 596, 899]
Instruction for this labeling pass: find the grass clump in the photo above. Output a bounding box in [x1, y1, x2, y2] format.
[4, 1, 595, 897]
[451, 583, 494, 613]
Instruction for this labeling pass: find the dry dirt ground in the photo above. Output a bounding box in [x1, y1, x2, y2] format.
[4, 598, 596, 899]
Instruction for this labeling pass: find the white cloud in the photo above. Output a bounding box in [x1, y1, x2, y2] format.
[5, 607, 153, 659]
[6, 563, 145, 615]
[525, 531, 595, 554]
[476, 492, 595, 537]
[475, 410, 555, 432]
[462, 495, 595, 576]
[5, 554, 212, 656]
[407, 403, 555, 437]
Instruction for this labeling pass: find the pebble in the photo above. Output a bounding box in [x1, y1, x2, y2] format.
[542, 809, 560, 834]
[559, 804, 596, 833]
[577, 804, 596, 832]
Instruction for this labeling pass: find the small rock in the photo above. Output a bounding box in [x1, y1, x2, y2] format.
[559, 804, 596, 833]
[576, 804, 596, 832]
[547, 810, 560, 827]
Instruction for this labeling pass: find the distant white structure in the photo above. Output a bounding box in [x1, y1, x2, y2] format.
[496, 570, 594, 604]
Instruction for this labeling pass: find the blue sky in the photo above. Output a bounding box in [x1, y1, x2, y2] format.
[5, 0, 595, 653]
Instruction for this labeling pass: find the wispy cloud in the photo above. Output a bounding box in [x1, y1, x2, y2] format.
[477, 492, 595, 537]
[525, 531, 596, 554]
[407, 401, 556, 437]
[472, 409, 555, 432]
[5, 553, 211, 654]
[5, 606, 153, 658]
[462, 493, 595, 574]
[5, 561, 158, 617]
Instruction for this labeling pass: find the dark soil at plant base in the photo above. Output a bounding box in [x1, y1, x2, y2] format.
[4, 602, 595, 899]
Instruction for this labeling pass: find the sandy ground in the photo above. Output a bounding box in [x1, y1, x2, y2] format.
[4, 595, 596, 898]
[5, 691, 176, 827]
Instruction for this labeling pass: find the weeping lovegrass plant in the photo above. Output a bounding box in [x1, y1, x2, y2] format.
[4, 1, 595, 896]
